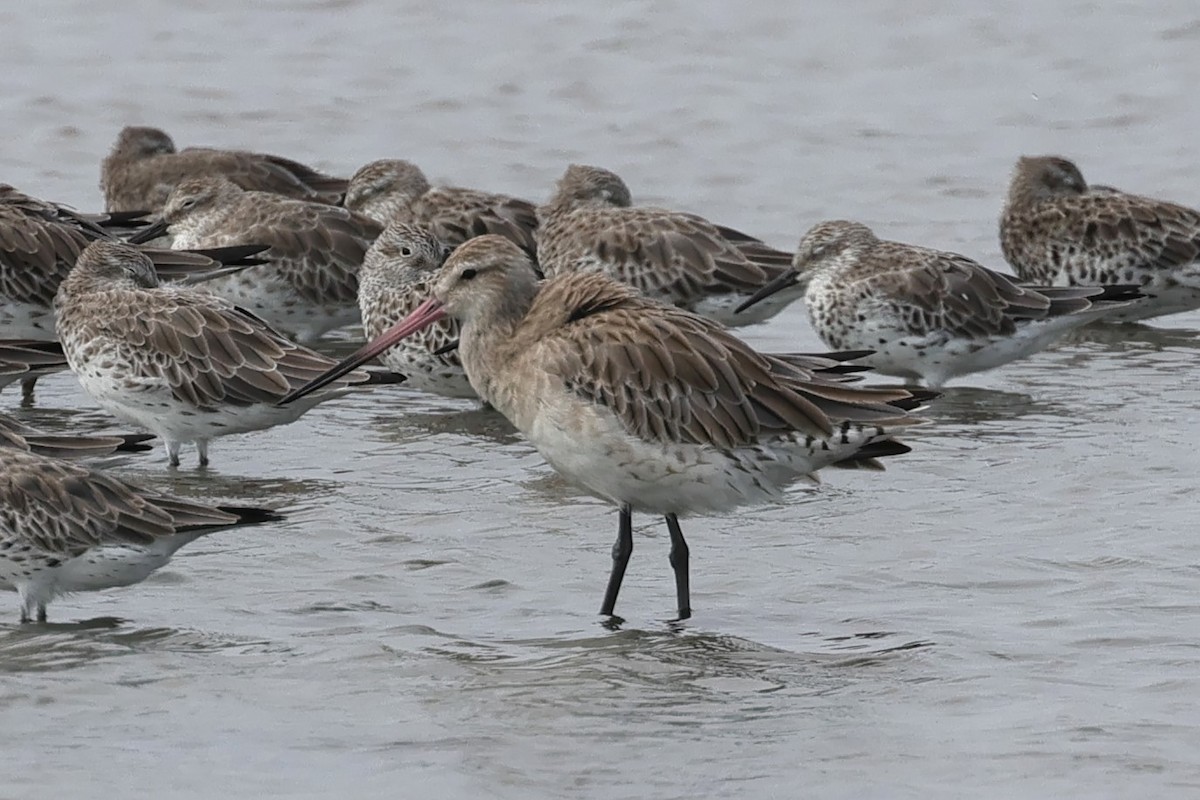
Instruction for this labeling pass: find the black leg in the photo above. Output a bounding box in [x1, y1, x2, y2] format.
[664, 513, 691, 620]
[600, 504, 634, 617]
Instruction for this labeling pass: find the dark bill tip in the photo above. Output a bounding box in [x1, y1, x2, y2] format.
[735, 268, 799, 314]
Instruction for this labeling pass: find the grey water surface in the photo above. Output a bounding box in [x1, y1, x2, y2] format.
[3, 2, 1200, 798]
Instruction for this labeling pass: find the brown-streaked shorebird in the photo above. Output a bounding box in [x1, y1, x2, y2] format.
[358, 221, 472, 398]
[101, 125, 347, 213]
[54, 240, 370, 468]
[344, 159, 539, 258]
[534, 164, 805, 326]
[734, 220, 1141, 387]
[0, 429, 279, 623]
[1001, 155, 1200, 321]
[281, 235, 929, 621]
[129, 176, 381, 342]
[0, 183, 266, 341]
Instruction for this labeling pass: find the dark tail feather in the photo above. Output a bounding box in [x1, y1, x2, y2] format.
[362, 369, 407, 386]
[889, 389, 940, 411]
[115, 434, 156, 453]
[216, 506, 285, 525]
[832, 439, 913, 470]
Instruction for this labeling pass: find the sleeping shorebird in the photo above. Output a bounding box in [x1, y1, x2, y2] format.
[129, 177, 381, 342]
[281, 235, 928, 621]
[1001, 155, 1200, 321]
[735, 220, 1141, 388]
[344, 159, 538, 258]
[0, 413, 153, 459]
[534, 164, 804, 326]
[358, 222, 473, 398]
[0, 428, 279, 623]
[54, 240, 369, 468]
[101, 125, 348, 213]
[0, 183, 266, 340]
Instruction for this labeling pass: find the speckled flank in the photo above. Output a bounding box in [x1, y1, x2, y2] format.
[535, 164, 805, 327]
[1000, 155, 1200, 320]
[358, 222, 475, 398]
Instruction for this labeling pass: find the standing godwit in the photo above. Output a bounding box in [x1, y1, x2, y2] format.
[358, 222, 473, 398]
[0, 430, 279, 623]
[101, 125, 348, 213]
[54, 240, 369, 467]
[282, 235, 927, 621]
[344, 159, 539, 258]
[534, 164, 804, 326]
[129, 177, 381, 342]
[734, 220, 1142, 387]
[1001, 155, 1200, 321]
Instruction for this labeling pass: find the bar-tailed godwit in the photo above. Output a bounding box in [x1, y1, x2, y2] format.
[281, 235, 928, 621]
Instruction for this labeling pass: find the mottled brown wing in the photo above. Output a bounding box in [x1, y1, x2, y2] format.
[1062, 193, 1200, 271]
[527, 274, 918, 449]
[0, 204, 92, 305]
[545, 207, 788, 303]
[181, 149, 346, 201]
[415, 188, 539, 255]
[874, 242, 1053, 339]
[0, 447, 180, 556]
[204, 198, 381, 305]
[101, 288, 359, 409]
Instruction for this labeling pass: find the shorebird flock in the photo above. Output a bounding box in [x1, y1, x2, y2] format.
[1, 126, 1195, 624]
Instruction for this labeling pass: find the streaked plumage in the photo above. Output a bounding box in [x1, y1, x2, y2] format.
[101, 125, 347, 213]
[281, 236, 927, 620]
[358, 222, 472, 398]
[344, 159, 539, 257]
[0, 183, 265, 340]
[737, 220, 1140, 387]
[1000, 155, 1200, 321]
[135, 177, 382, 342]
[0, 433, 278, 622]
[534, 164, 804, 326]
[54, 241, 369, 467]
[0, 413, 153, 459]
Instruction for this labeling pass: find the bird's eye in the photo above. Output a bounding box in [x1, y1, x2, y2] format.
[460, 268, 477, 280]
[180, 198, 196, 210]
[400, 247, 412, 257]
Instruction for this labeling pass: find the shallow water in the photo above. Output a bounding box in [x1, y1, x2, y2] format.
[4, 1, 1200, 797]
